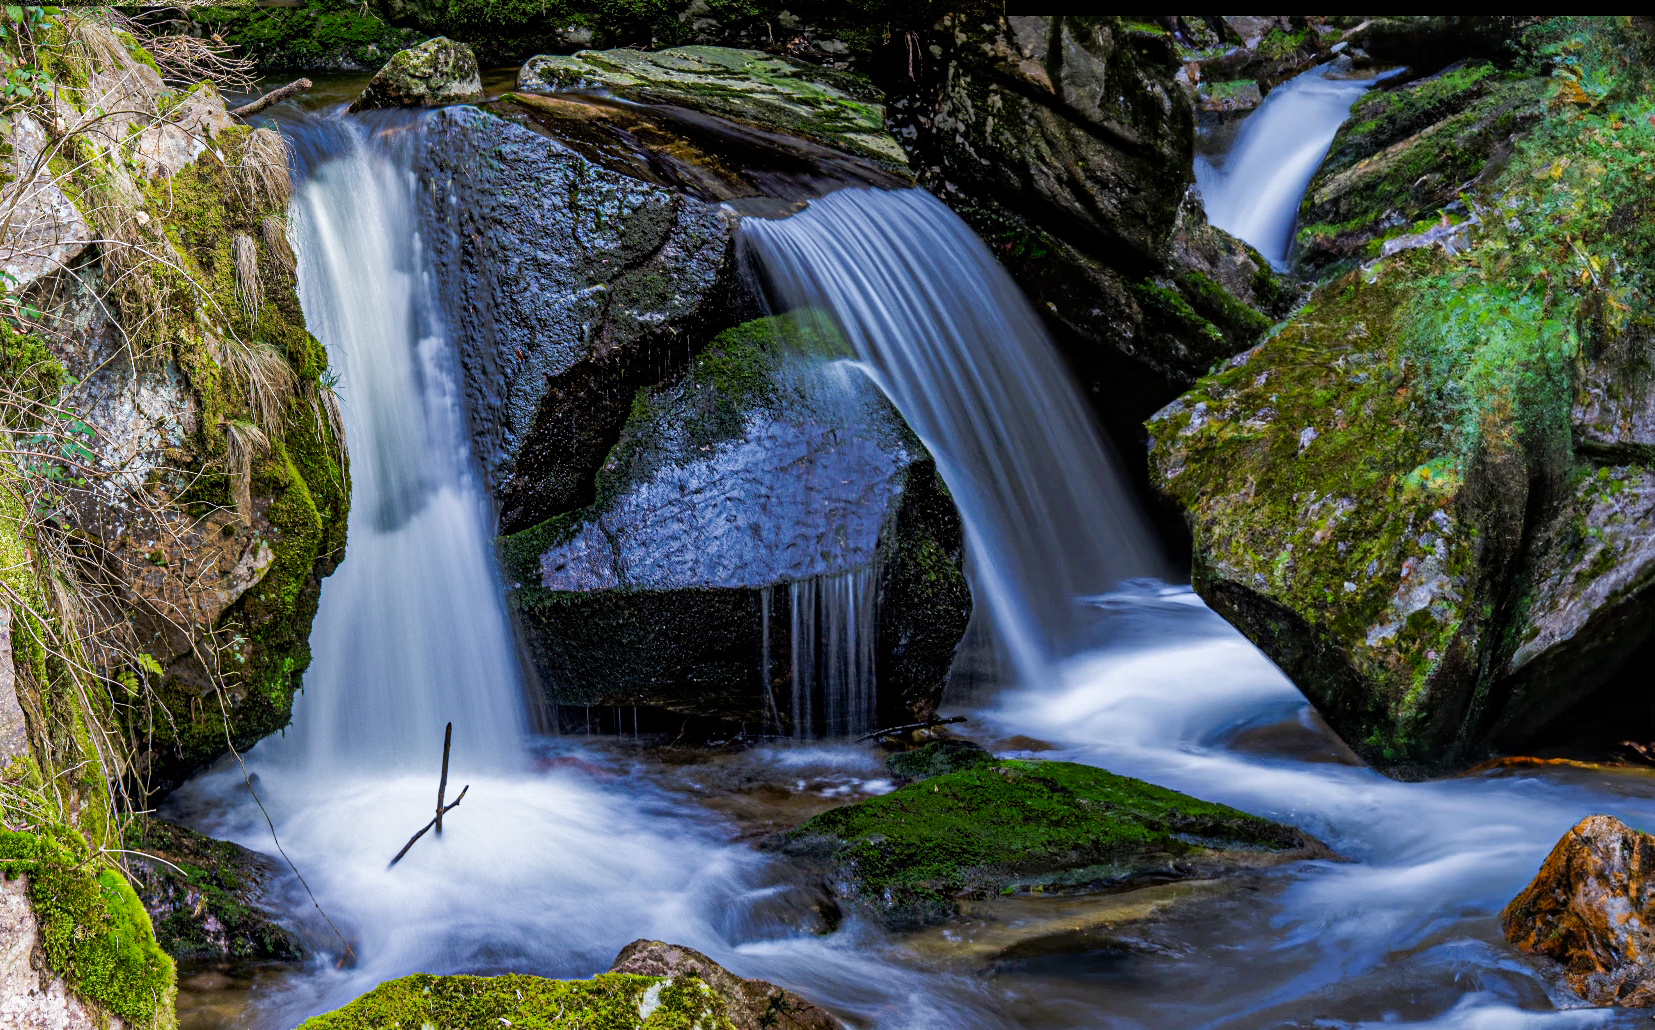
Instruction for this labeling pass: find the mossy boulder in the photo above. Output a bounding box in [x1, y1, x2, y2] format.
[885, 739, 992, 783]
[296, 940, 840, 1030]
[501, 314, 970, 734]
[518, 45, 905, 170]
[0, 828, 176, 1029]
[348, 36, 482, 110]
[1296, 61, 1547, 276]
[770, 759, 1323, 930]
[1151, 18, 1655, 769]
[123, 820, 301, 962]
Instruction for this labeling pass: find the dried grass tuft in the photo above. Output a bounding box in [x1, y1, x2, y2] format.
[211, 335, 294, 431]
[232, 233, 261, 321]
[223, 419, 270, 524]
[237, 129, 291, 212]
[261, 215, 295, 274]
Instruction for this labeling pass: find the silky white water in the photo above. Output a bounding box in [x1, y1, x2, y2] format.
[166, 104, 1655, 1030]
[742, 189, 1162, 687]
[1194, 63, 1375, 266]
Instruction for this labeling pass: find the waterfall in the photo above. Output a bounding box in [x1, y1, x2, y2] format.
[1194, 63, 1375, 266]
[741, 189, 1161, 685]
[272, 111, 527, 773]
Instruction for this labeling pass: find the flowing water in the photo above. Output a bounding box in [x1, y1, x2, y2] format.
[1194, 63, 1377, 266]
[167, 97, 1655, 1030]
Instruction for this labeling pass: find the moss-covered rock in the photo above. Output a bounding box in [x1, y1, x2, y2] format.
[770, 758, 1323, 930]
[502, 314, 970, 734]
[348, 36, 482, 111]
[1151, 18, 1655, 769]
[297, 971, 737, 1030]
[885, 739, 992, 783]
[0, 827, 176, 1029]
[123, 820, 301, 962]
[1296, 61, 1547, 276]
[518, 45, 905, 169]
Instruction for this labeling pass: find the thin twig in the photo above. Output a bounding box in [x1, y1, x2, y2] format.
[853, 716, 967, 742]
[389, 786, 469, 868]
[435, 721, 451, 837]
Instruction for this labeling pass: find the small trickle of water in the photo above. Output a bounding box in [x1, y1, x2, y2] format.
[1194, 63, 1376, 267]
[742, 189, 1161, 686]
[788, 566, 879, 739]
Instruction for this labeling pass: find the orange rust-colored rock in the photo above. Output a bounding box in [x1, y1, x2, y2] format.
[1501, 814, 1655, 1006]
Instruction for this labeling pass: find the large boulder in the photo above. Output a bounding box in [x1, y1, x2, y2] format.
[770, 757, 1324, 930]
[348, 36, 482, 110]
[1502, 815, 1655, 1006]
[417, 103, 738, 535]
[1148, 19, 1655, 770]
[499, 314, 970, 733]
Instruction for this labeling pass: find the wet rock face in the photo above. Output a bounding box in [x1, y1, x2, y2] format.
[1502, 815, 1655, 1006]
[418, 104, 737, 534]
[608, 941, 837, 1030]
[770, 757, 1325, 931]
[124, 820, 300, 962]
[348, 36, 482, 111]
[518, 45, 905, 170]
[500, 316, 970, 732]
[888, 15, 1286, 392]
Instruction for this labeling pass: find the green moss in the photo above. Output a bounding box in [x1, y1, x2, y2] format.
[192, 0, 422, 71]
[778, 758, 1307, 927]
[299, 971, 737, 1030]
[0, 319, 65, 408]
[0, 828, 176, 1029]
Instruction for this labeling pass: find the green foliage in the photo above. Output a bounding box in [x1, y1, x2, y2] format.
[297, 972, 736, 1030]
[0, 828, 176, 1029]
[781, 759, 1305, 926]
[191, 0, 421, 71]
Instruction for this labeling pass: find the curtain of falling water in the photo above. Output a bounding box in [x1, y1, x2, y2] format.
[742, 189, 1162, 686]
[272, 111, 527, 773]
[1194, 63, 1375, 267]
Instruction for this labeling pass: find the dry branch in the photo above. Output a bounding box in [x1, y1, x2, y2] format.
[231, 78, 313, 118]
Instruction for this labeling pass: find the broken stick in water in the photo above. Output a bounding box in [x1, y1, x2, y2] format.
[388, 722, 468, 868]
[231, 77, 313, 118]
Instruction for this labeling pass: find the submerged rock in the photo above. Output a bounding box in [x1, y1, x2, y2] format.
[886, 739, 993, 783]
[348, 36, 482, 111]
[295, 944, 838, 1030]
[1502, 815, 1655, 1006]
[124, 820, 301, 962]
[500, 314, 970, 733]
[770, 758, 1324, 930]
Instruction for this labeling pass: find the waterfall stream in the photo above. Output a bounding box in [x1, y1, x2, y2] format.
[1194, 63, 1377, 266]
[166, 96, 1655, 1030]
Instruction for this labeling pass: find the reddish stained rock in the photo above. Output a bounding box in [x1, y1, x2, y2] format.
[608, 940, 838, 1030]
[1501, 814, 1655, 1006]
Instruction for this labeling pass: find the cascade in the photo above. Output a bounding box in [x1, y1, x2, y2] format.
[272, 111, 527, 773]
[741, 189, 1162, 684]
[1194, 63, 1377, 266]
